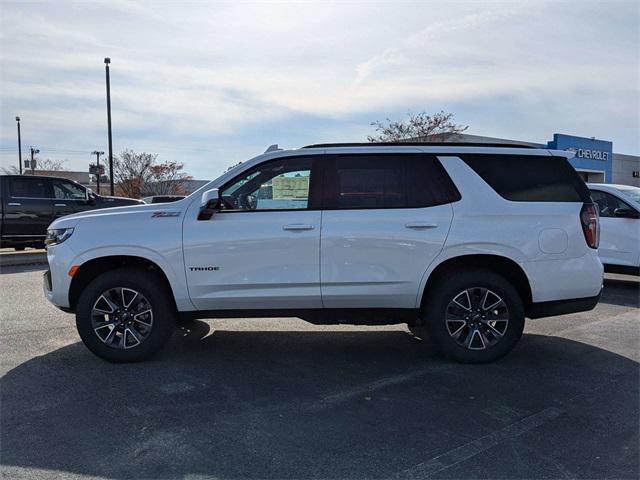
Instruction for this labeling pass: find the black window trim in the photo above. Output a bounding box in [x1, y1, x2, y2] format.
[321, 153, 461, 211]
[212, 153, 461, 214]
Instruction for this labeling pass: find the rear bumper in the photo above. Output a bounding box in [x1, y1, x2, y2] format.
[521, 252, 603, 303]
[527, 291, 601, 319]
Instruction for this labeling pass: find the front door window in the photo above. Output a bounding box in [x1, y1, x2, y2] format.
[220, 157, 313, 211]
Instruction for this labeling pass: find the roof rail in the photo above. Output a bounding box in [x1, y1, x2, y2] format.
[302, 142, 536, 149]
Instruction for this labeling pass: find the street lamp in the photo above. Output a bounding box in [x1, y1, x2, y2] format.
[104, 57, 114, 195]
[91, 151, 105, 194]
[15, 116, 22, 175]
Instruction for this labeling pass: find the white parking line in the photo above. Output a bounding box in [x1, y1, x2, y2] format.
[394, 406, 565, 478]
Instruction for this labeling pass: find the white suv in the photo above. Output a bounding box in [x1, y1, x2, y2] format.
[587, 183, 640, 276]
[43, 143, 603, 363]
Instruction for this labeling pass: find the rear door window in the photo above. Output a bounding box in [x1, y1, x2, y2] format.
[324, 154, 460, 209]
[334, 156, 404, 209]
[9, 177, 50, 198]
[460, 154, 591, 202]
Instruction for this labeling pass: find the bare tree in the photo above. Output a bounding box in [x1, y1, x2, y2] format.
[36, 158, 67, 171]
[112, 150, 157, 198]
[113, 150, 191, 198]
[368, 110, 468, 143]
[2, 157, 67, 175]
[145, 161, 192, 196]
[1, 165, 20, 175]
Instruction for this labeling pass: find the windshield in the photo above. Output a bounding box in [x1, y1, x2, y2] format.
[618, 187, 640, 205]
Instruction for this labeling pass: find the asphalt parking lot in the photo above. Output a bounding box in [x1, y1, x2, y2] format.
[1, 265, 638, 480]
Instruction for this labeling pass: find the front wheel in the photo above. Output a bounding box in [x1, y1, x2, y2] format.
[420, 270, 525, 363]
[76, 267, 176, 362]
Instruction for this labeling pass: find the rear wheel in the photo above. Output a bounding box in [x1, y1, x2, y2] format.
[419, 270, 525, 363]
[14, 246, 25, 251]
[76, 267, 176, 362]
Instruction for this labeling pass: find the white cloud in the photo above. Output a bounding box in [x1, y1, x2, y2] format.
[0, 0, 638, 177]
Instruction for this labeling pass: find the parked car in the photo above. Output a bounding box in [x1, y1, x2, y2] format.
[43, 143, 603, 363]
[141, 195, 186, 204]
[588, 183, 640, 275]
[0, 175, 143, 250]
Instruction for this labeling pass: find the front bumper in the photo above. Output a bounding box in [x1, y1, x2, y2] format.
[43, 241, 78, 309]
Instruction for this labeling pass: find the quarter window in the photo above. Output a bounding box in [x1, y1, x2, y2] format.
[460, 154, 591, 202]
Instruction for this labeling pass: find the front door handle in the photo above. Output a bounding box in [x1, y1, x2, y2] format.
[55, 203, 67, 207]
[283, 224, 315, 231]
[8, 202, 21, 206]
[405, 222, 438, 229]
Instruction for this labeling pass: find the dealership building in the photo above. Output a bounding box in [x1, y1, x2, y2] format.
[432, 132, 640, 187]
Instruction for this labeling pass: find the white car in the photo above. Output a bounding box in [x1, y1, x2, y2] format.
[588, 183, 640, 275]
[43, 143, 603, 363]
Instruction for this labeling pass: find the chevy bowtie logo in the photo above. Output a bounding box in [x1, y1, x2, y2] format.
[189, 266, 220, 271]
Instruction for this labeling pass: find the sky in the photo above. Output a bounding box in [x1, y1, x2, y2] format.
[1, 0, 638, 180]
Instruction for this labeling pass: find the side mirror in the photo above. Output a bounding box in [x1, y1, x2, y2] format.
[198, 188, 220, 220]
[614, 207, 639, 218]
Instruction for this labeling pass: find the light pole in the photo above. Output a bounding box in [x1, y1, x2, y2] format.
[29, 147, 39, 174]
[92, 151, 104, 194]
[104, 57, 114, 195]
[16, 116, 22, 175]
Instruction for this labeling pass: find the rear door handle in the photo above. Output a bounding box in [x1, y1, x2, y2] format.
[283, 224, 315, 231]
[405, 222, 438, 229]
[8, 202, 21, 206]
[55, 203, 67, 207]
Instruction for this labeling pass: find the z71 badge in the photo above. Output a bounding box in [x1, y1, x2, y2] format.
[152, 211, 181, 218]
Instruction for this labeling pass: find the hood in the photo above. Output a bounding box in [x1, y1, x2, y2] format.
[49, 202, 179, 229]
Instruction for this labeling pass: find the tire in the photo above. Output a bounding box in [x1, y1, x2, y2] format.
[76, 267, 176, 362]
[14, 246, 25, 251]
[421, 269, 525, 363]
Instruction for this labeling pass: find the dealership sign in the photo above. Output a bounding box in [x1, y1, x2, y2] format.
[548, 133, 613, 181]
[565, 147, 609, 161]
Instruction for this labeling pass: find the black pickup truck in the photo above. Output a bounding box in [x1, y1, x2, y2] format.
[0, 175, 142, 250]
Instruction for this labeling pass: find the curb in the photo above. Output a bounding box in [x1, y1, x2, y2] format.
[0, 252, 48, 268]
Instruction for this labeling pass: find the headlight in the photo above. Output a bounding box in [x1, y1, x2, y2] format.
[45, 228, 74, 246]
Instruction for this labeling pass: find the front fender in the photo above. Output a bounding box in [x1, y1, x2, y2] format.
[74, 245, 195, 311]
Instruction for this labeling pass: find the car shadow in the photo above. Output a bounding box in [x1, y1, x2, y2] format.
[600, 276, 640, 307]
[1, 323, 638, 479]
[0, 263, 47, 274]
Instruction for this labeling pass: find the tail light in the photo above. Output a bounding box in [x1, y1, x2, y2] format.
[580, 203, 599, 249]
